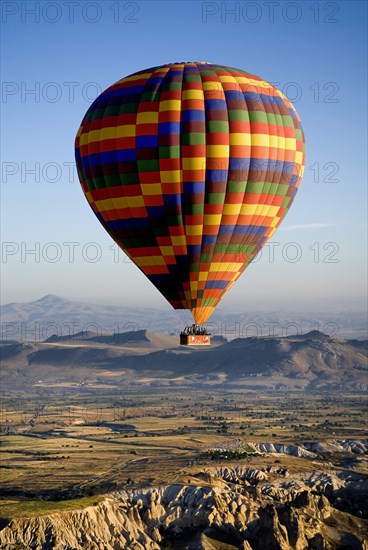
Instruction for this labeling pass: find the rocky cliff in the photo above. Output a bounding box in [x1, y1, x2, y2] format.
[1, 466, 367, 550]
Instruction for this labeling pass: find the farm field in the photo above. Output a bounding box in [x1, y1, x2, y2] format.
[1, 387, 366, 514]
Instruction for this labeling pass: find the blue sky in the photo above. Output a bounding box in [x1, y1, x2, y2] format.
[1, 0, 367, 313]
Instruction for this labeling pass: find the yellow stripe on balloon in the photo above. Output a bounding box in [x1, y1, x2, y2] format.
[202, 81, 221, 92]
[270, 216, 281, 227]
[135, 256, 166, 267]
[182, 157, 205, 170]
[80, 125, 136, 146]
[229, 133, 251, 146]
[182, 89, 204, 100]
[206, 145, 229, 158]
[251, 134, 296, 150]
[159, 100, 181, 111]
[160, 246, 174, 256]
[240, 204, 280, 217]
[223, 203, 242, 215]
[137, 112, 158, 124]
[171, 235, 186, 246]
[203, 214, 222, 226]
[209, 262, 243, 272]
[186, 225, 203, 236]
[85, 191, 94, 204]
[295, 151, 304, 164]
[125, 196, 145, 208]
[117, 72, 155, 83]
[141, 183, 162, 195]
[161, 170, 182, 183]
[219, 76, 271, 88]
[95, 197, 126, 211]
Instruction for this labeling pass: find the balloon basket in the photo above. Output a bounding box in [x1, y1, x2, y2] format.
[180, 327, 211, 346]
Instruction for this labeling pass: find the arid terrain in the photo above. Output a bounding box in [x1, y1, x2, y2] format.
[0, 306, 367, 548]
[1, 327, 367, 392]
[1, 391, 367, 549]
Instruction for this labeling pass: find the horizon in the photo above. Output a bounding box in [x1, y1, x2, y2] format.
[1, 291, 367, 313]
[2, 291, 367, 342]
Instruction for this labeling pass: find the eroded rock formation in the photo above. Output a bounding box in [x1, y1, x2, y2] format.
[1, 466, 367, 550]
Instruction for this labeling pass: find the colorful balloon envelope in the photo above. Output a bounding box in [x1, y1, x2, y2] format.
[75, 62, 305, 324]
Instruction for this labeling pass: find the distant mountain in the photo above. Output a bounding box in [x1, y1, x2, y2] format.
[45, 329, 177, 349]
[1, 294, 176, 337]
[1, 295, 367, 341]
[1, 329, 367, 391]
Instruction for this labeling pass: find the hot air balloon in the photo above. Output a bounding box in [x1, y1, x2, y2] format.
[75, 62, 305, 344]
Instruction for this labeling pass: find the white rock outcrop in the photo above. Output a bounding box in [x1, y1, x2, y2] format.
[1, 467, 367, 550]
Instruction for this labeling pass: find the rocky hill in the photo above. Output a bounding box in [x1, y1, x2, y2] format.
[1, 465, 367, 549]
[1, 329, 367, 391]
